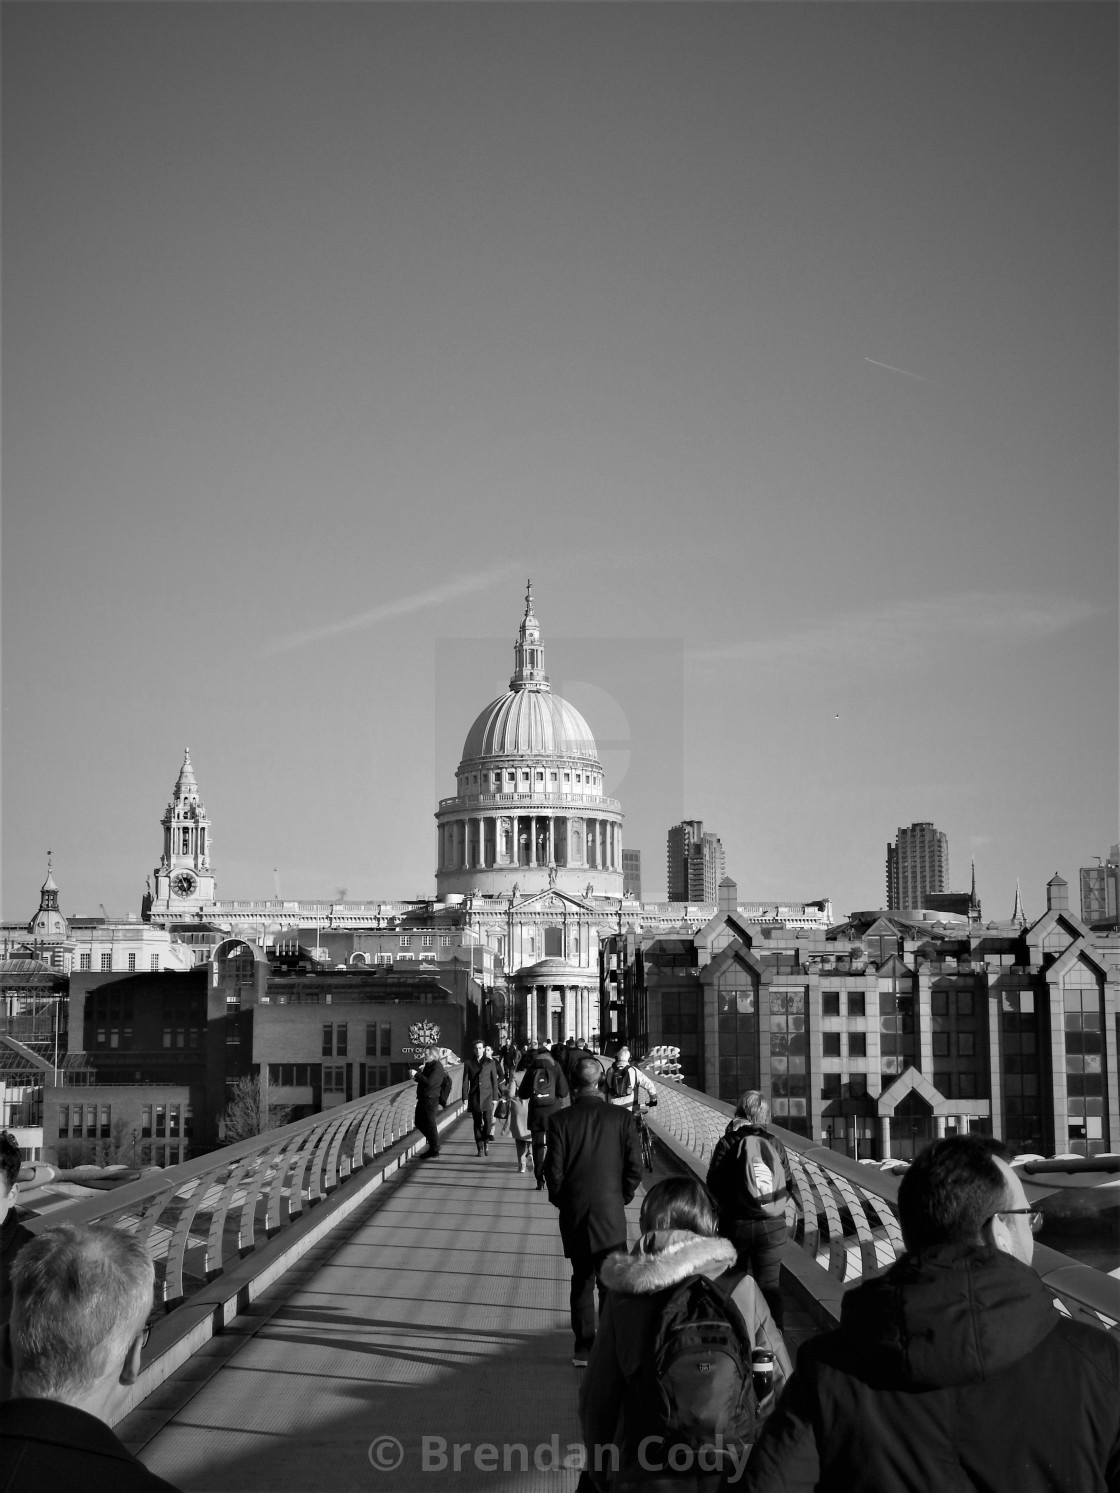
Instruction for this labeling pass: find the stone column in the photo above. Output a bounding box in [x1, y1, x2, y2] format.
[877, 1117, 891, 1159]
[547, 816, 555, 866]
[936, 1115, 947, 1138]
[529, 815, 537, 867]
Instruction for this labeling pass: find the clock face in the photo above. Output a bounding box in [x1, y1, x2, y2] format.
[172, 872, 196, 898]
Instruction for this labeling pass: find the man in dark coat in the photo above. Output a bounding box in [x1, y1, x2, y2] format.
[544, 1056, 643, 1366]
[461, 1040, 501, 1155]
[749, 1134, 1120, 1492]
[413, 1048, 450, 1160]
[517, 1039, 570, 1189]
[0, 1220, 179, 1489]
[0, 1131, 34, 1399]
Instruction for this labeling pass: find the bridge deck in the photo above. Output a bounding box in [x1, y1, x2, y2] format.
[120, 1117, 816, 1492]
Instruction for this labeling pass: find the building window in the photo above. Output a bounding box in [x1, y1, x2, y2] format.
[848, 1033, 867, 1058]
[323, 1023, 333, 1057]
[80, 953, 91, 971]
[151, 955, 159, 971]
[100, 1105, 111, 1139]
[399, 936, 411, 948]
[379, 1022, 392, 1058]
[128, 953, 137, 972]
[101, 953, 112, 971]
[957, 1032, 974, 1057]
[323, 1065, 346, 1094]
[932, 1033, 950, 1057]
[822, 992, 840, 1016]
[141, 1105, 152, 1138]
[422, 934, 433, 948]
[155, 1105, 166, 1138]
[847, 992, 865, 1018]
[169, 1105, 180, 1137]
[58, 1104, 69, 1137]
[820, 1074, 841, 1100]
[822, 1033, 841, 1057]
[336, 1022, 348, 1057]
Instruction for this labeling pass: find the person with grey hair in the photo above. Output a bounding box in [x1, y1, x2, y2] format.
[705, 1089, 793, 1328]
[0, 1221, 178, 1488]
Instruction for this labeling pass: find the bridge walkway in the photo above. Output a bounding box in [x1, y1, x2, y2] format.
[119, 1115, 817, 1492]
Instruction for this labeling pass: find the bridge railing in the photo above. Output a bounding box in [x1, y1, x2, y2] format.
[27, 1070, 462, 1309]
[641, 1068, 1120, 1338]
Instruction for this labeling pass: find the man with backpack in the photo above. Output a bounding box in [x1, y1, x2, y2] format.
[412, 1047, 452, 1160]
[545, 1057, 644, 1368]
[604, 1046, 658, 1110]
[705, 1090, 793, 1329]
[517, 1039, 570, 1188]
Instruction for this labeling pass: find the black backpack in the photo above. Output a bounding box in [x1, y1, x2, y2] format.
[637, 1273, 760, 1462]
[605, 1064, 631, 1100]
[437, 1071, 452, 1107]
[531, 1062, 556, 1101]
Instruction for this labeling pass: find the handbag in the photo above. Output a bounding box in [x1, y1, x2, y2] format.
[510, 1095, 531, 1141]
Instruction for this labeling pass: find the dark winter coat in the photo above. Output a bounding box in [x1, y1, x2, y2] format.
[543, 1092, 642, 1258]
[748, 1242, 1120, 1493]
[580, 1230, 793, 1492]
[461, 1055, 500, 1111]
[0, 1399, 180, 1490]
[706, 1121, 793, 1225]
[413, 1059, 448, 1112]
[517, 1053, 570, 1128]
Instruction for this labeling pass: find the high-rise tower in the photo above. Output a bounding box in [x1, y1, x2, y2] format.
[667, 821, 725, 903]
[886, 821, 949, 909]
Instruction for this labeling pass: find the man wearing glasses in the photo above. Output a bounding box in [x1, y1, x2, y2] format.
[749, 1135, 1120, 1491]
[0, 1221, 178, 1488]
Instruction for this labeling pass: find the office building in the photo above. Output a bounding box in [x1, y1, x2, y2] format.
[667, 821, 725, 903]
[1080, 846, 1120, 930]
[622, 849, 641, 900]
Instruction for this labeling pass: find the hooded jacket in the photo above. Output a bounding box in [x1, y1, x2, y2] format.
[580, 1230, 792, 1492]
[748, 1242, 1120, 1493]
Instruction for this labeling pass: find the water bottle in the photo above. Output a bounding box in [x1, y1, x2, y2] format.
[752, 1348, 775, 1401]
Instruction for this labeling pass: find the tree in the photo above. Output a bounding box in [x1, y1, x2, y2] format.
[219, 1076, 291, 1144]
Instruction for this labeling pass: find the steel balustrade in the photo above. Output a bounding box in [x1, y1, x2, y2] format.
[26, 1071, 460, 1311]
[639, 1067, 1119, 1337]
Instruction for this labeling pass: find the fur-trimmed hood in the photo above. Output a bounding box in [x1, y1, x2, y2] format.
[600, 1229, 738, 1295]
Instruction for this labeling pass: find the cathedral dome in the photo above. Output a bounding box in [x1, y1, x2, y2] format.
[461, 689, 598, 765]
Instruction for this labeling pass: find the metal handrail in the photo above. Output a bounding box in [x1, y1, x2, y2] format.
[27, 1069, 460, 1310]
[640, 1068, 1120, 1337]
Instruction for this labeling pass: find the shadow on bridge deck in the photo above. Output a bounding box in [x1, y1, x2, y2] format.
[120, 1116, 816, 1492]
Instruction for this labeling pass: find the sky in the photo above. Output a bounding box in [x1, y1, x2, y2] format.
[3, 2, 1116, 925]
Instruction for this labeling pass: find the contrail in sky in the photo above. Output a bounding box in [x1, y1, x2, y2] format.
[864, 357, 934, 383]
[265, 562, 525, 656]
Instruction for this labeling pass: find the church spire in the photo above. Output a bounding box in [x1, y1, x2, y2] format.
[510, 579, 550, 692]
[1011, 879, 1026, 926]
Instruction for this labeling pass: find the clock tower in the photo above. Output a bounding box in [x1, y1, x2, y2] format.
[151, 748, 217, 919]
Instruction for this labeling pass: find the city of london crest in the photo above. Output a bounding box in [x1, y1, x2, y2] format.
[408, 1020, 441, 1046]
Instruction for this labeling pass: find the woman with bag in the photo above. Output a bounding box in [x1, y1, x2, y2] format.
[705, 1091, 794, 1329]
[579, 1176, 790, 1491]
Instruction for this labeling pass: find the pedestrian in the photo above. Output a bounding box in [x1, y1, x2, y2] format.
[580, 1176, 792, 1490]
[705, 1090, 793, 1328]
[544, 1055, 643, 1366]
[0, 1131, 34, 1401]
[517, 1038, 570, 1188]
[748, 1134, 1120, 1492]
[462, 1039, 501, 1156]
[603, 1045, 658, 1109]
[1, 1221, 180, 1488]
[412, 1047, 451, 1160]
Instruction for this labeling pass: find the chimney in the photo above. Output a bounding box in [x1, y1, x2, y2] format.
[1046, 874, 1069, 913]
[719, 877, 738, 916]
